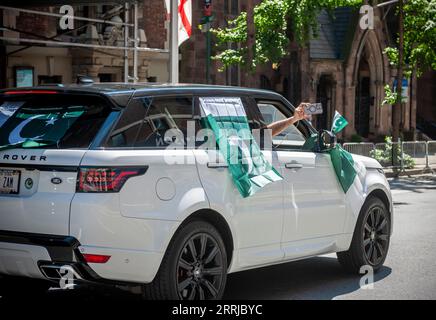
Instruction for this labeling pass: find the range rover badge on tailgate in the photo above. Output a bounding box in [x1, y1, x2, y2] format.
[51, 177, 62, 185]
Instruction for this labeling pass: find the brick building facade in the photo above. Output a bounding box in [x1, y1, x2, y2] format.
[2, 1, 431, 141]
[1, 3, 169, 88]
[142, 0, 419, 141]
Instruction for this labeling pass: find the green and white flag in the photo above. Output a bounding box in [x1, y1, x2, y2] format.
[331, 111, 348, 134]
[199, 97, 282, 198]
[329, 111, 356, 193]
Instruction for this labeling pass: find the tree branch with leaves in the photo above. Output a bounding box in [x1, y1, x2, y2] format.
[212, 0, 362, 71]
[383, 0, 436, 140]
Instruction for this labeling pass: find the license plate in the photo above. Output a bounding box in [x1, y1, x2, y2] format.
[0, 169, 21, 194]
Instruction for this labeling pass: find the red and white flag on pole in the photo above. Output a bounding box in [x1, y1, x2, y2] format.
[165, 0, 192, 46]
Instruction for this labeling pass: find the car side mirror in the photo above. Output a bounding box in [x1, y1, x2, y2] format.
[319, 130, 337, 151]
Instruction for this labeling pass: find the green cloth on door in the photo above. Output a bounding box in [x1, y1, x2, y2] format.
[329, 145, 357, 193]
[199, 97, 282, 198]
[303, 111, 357, 193]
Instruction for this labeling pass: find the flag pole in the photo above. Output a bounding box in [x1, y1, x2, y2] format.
[170, 0, 179, 84]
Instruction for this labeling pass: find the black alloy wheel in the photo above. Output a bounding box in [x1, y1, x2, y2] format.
[143, 220, 227, 300]
[337, 196, 391, 274]
[177, 233, 225, 300]
[363, 206, 390, 266]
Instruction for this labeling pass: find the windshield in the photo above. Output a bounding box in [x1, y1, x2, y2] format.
[0, 96, 111, 149]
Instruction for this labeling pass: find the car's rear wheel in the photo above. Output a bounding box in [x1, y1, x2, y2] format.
[337, 196, 391, 274]
[143, 220, 227, 300]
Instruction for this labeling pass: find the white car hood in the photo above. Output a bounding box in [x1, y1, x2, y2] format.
[351, 154, 382, 170]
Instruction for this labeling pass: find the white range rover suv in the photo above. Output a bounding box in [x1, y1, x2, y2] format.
[0, 84, 393, 300]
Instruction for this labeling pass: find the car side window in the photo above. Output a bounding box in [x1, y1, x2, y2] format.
[106, 96, 197, 149]
[256, 100, 309, 150]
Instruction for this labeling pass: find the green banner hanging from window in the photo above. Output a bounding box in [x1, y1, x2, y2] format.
[199, 97, 282, 198]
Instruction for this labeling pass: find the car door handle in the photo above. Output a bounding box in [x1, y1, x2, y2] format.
[285, 163, 303, 169]
[207, 162, 229, 169]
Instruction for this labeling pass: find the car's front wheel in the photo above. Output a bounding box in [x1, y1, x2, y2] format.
[143, 220, 228, 300]
[337, 196, 391, 274]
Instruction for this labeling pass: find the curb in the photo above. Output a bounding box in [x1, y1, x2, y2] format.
[385, 168, 434, 178]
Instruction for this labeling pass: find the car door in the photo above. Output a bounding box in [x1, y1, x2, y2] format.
[193, 95, 285, 268]
[255, 99, 346, 257]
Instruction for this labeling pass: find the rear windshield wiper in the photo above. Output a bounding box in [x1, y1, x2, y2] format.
[0, 139, 59, 151]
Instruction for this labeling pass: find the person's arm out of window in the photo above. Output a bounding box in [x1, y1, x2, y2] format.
[267, 103, 310, 137]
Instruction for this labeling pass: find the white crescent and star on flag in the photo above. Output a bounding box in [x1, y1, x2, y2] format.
[8, 115, 45, 144]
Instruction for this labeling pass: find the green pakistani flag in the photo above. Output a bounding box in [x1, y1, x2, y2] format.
[0, 140, 52, 151]
[199, 97, 282, 198]
[330, 111, 356, 193]
[331, 111, 349, 134]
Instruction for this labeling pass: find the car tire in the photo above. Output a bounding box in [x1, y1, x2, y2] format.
[143, 220, 228, 300]
[0, 275, 52, 299]
[337, 196, 391, 274]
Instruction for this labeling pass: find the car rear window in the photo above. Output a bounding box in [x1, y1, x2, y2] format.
[0, 95, 111, 149]
[106, 95, 198, 149]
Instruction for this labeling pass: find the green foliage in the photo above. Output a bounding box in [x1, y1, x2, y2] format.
[212, 0, 362, 70]
[382, 85, 398, 106]
[383, 0, 436, 106]
[403, 0, 436, 77]
[382, 84, 407, 106]
[383, 47, 399, 67]
[370, 136, 415, 169]
[212, 13, 248, 70]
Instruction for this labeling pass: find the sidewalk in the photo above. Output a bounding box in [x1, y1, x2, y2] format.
[384, 167, 435, 178]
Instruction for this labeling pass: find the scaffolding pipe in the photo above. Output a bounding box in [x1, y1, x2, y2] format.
[124, 2, 129, 82]
[133, 1, 138, 83]
[0, 36, 168, 53]
[0, 5, 134, 27]
[0, 2, 169, 84]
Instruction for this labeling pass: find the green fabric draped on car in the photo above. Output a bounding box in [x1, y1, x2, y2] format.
[303, 111, 357, 193]
[304, 111, 357, 193]
[199, 97, 282, 198]
[330, 111, 357, 193]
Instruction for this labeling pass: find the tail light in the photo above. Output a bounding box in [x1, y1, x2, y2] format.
[77, 167, 148, 193]
[4, 90, 59, 95]
[82, 254, 111, 264]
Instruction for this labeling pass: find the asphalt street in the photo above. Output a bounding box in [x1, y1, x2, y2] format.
[1, 174, 436, 301]
[225, 174, 436, 300]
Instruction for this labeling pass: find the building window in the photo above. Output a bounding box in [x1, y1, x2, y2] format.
[38, 75, 62, 85]
[260, 75, 272, 90]
[14, 67, 34, 88]
[225, 0, 239, 15]
[98, 73, 114, 83]
[231, 0, 239, 15]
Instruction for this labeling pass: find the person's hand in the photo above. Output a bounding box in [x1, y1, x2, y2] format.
[292, 103, 311, 122]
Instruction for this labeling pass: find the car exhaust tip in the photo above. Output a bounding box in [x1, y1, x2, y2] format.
[39, 264, 83, 282]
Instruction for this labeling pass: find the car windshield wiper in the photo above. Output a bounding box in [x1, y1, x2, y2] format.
[0, 139, 59, 151]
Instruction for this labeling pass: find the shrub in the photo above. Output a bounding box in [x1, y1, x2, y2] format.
[350, 134, 363, 143]
[370, 136, 415, 169]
